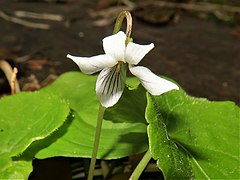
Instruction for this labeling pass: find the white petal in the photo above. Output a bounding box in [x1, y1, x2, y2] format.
[96, 65, 126, 108]
[66, 54, 117, 74]
[103, 31, 126, 61]
[129, 66, 179, 95]
[125, 42, 154, 65]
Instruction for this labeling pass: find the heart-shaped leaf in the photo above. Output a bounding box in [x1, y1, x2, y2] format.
[146, 93, 194, 179]
[0, 91, 70, 179]
[0, 91, 70, 157]
[32, 72, 148, 159]
[146, 90, 239, 179]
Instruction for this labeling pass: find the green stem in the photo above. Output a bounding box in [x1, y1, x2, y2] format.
[87, 105, 106, 180]
[113, 10, 132, 38]
[129, 149, 152, 180]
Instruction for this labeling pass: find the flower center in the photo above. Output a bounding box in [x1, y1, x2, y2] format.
[116, 61, 124, 72]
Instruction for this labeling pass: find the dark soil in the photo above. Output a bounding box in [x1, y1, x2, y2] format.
[1, 0, 239, 104]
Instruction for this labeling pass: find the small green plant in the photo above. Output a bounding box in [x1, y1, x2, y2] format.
[0, 11, 239, 180]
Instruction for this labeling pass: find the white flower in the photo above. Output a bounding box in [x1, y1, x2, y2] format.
[67, 31, 179, 108]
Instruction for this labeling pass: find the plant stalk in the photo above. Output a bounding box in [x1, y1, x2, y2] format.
[129, 149, 152, 180]
[113, 10, 132, 38]
[87, 105, 106, 180]
[88, 10, 133, 180]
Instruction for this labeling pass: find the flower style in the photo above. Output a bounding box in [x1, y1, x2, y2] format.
[67, 31, 179, 107]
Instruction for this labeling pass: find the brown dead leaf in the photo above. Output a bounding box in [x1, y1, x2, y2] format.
[24, 59, 59, 70]
[22, 74, 41, 91]
[40, 74, 58, 87]
[231, 26, 240, 39]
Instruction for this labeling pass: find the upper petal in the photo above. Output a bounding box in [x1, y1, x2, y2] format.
[129, 66, 179, 95]
[96, 65, 126, 108]
[66, 54, 117, 74]
[125, 42, 154, 65]
[103, 31, 126, 61]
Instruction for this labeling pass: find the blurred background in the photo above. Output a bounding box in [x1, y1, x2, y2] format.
[0, 0, 239, 103]
[0, 0, 239, 179]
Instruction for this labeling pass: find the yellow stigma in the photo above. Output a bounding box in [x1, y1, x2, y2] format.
[116, 61, 124, 72]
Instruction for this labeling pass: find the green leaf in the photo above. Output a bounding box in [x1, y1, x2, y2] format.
[104, 84, 147, 124]
[146, 90, 240, 179]
[0, 91, 70, 157]
[0, 91, 69, 179]
[0, 156, 32, 180]
[146, 93, 194, 179]
[34, 72, 148, 159]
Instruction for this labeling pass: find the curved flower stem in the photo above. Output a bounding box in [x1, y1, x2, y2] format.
[113, 10, 132, 38]
[88, 11, 133, 180]
[87, 105, 106, 180]
[129, 149, 152, 180]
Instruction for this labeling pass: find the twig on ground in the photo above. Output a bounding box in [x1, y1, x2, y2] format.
[138, 1, 240, 14]
[89, 6, 133, 26]
[89, 0, 135, 27]
[14, 54, 32, 63]
[0, 10, 50, 29]
[0, 60, 20, 94]
[11, 67, 19, 95]
[14, 11, 64, 21]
